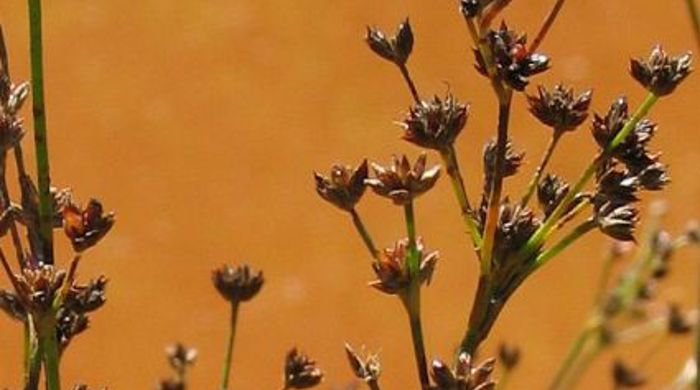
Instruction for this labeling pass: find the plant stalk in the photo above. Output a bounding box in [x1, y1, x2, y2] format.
[401, 284, 429, 390]
[398, 63, 420, 104]
[548, 321, 601, 390]
[24, 318, 41, 390]
[404, 201, 419, 274]
[439, 146, 482, 249]
[28, 0, 54, 265]
[529, 0, 567, 53]
[520, 131, 562, 208]
[38, 313, 60, 390]
[686, 0, 700, 50]
[532, 219, 596, 271]
[350, 209, 380, 260]
[220, 302, 240, 390]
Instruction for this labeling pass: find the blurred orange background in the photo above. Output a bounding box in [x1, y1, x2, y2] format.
[1, 0, 700, 388]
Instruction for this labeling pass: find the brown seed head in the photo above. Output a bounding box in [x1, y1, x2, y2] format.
[284, 348, 324, 389]
[64, 275, 108, 314]
[15, 263, 66, 313]
[482, 139, 524, 197]
[167, 342, 198, 371]
[612, 360, 645, 388]
[630, 45, 692, 96]
[314, 160, 368, 212]
[668, 304, 693, 335]
[527, 84, 592, 131]
[62, 198, 115, 252]
[344, 343, 381, 383]
[369, 237, 438, 295]
[365, 19, 413, 65]
[366, 153, 440, 206]
[401, 94, 469, 151]
[212, 264, 264, 304]
[431, 353, 496, 390]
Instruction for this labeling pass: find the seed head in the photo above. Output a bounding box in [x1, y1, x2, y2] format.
[56, 307, 89, 351]
[667, 304, 693, 335]
[15, 263, 66, 313]
[401, 94, 469, 151]
[475, 22, 549, 91]
[460, 0, 481, 17]
[369, 237, 438, 295]
[482, 139, 524, 197]
[537, 174, 570, 218]
[0, 289, 26, 321]
[594, 202, 638, 242]
[612, 360, 645, 388]
[527, 84, 592, 131]
[366, 153, 440, 206]
[431, 353, 496, 390]
[365, 19, 413, 66]
[344, 343, 381, 383]
[166, 343, 198, 371]
[64, 275, 108, 314]
[314, 160, 368, 212]
[212, 264, 264, 304]
[630, 45, 692, 96]
[284, 348, 324, 389]
[62, 198, 115, 253]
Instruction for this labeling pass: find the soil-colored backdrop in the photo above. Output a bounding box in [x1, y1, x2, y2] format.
[1, 1, 699, 388]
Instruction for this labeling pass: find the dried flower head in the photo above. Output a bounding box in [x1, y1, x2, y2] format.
[64, 276, 108, 314]
[0, 289, 26, 321]
[498, 343, 521, 370]
[527, 84, 592, 131]
[365, 19, 413, 65]
[14, 263, 66, 312]
[431, 353, 496, 390]
[314, 160, 368, 212]
[62, 198, 115, 252]
[284, 348, 324, 389]
[369, 238, 438, 295]
[489, 202, 542, 265]
[167, 343, 198, 371]
[212, 264, 264, 304]
[56, 307, 89, 351]
[630, 46, 692, 96]
[594, 202, 639, 242]
[344, 343, 381, 384]
[401, 94, 469, 151]
[366, 153, 440, 205]
[475, 22, 549, 91]
[482, 139, 523, 197]
[0, 31, 28, 150]
[612, 360, 645, 388]
[537, 174, 570, 218]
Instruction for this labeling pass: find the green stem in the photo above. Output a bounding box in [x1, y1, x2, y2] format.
[24, 318, 41, 390]
[439, 146, 482, 249]
[593, 249, 616, 306]
[520, 131, 562, 208]
[28, 0, 54, 264]
[519, 93, 659, 264]
[401, 285, 429, 390]
[548, 322, 601, 390]
[532, 219, 596, 271]
[350, 209, 380, 260]
[480, 94, 513, 275]
[220, 302, 240, 390]
[686, 0, 700, 50]
[38, 314, 60, 390]
[529, 0, 567, 53]
[397, 63, 420, 104]
[404, 201, 419, 274]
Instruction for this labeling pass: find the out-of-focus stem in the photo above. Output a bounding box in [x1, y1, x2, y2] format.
[529, 0, 567, 53]
[220, 302, 240, 390]
[686, 0, 700, 50]
[548, 320, 602, 390]
[28, 0, 54, 265]
[439, 146, 482, 249]
[350, 209, 380, 260]
[520, 131, 562, 208]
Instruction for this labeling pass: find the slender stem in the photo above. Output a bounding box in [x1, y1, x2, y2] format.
[404, 201, 419, 275]
[220, 302, 240, 390]
[401, 285, 429, 390]
[532, 219, 596, 271]
[520, 131, 562, 208]
[519, 93, 660, 264]
[686, 0, 700, 51]
[397, 63, 420, 104]
[529, 0, 567, 53]
[350, 209, 380, 260]
[548, 322, 601, 390]
[38, 314, 60, 390]
[24, 319, 41, 390]
[439, 146, 482, 249]
[28, 0, 54, 264]
[593, 249, 616, 306]
[554, 198, 591, 231]
[479, 95, 513, 275]
[479, 0, 511, 30]
[0, 149, 25, 265]
[367, 380, 381, 390]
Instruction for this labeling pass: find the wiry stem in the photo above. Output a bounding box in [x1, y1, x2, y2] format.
[520, 131, 562, 208]
[440, 146, 482, 249]
[401, 284, 429, 390]
[532, 219, 596, 271]
[686, 0, 700, 51]
[220, 302, 240, 390]
[398, 63, 421, 104]
[28, 0, 54, 265]
[548, 320, 603, 390]
[24, 318, 41, 390]
[529, 0, 567, 53]
[38, 312, 60, 390]
[350, 209, 380, 260]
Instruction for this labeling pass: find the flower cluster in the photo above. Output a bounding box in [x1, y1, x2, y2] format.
[630, 46, 692, 96]
[284, 348, 324, 389]
[370, 238, 439, 295]
[367, 153, 441, 206]
[527, 84, 592, 131]
[366, 19, 414, 66]
[430, 353, 496, 390]
[402, 94, 469, 151]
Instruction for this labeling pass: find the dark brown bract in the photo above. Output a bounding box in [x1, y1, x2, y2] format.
[402, 94, 469, 151]
[62, 198, 115, 253]
[313, 160, 368, 212]
[212, 264, 264, 304]
[284, 348, 323, 389]
[527, 84, 592, 131]
[630, 46, 692, 96]
[430, 353, 496, 390]
[366, 19, 414, 66]
[366, 153, 440, 205]
[344, 343, 381, 384]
